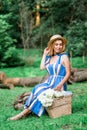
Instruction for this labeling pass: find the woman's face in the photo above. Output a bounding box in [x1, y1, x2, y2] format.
[53, 39, 63, 54]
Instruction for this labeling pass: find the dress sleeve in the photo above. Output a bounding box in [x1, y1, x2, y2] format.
[45, 55, 50, 66]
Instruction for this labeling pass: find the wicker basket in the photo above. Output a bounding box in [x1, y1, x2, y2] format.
[46, 94, 72, 118]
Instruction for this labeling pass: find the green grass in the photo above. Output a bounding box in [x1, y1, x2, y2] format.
[71, 56, 87, 68]
[0, 49, 87, 130]
[0, 83, 87, 130]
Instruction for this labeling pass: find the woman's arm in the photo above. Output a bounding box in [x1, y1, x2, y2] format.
[40, 47, 50, 70]
[54, 55, 71, 91]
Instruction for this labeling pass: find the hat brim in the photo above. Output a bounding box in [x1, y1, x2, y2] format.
[48, 37, 67, 46]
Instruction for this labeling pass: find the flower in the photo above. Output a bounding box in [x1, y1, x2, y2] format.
[38, 88, 72, 107]
[37, 88, 54, 107]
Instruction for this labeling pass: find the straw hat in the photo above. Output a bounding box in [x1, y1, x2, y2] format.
[48, 34, 67, 45]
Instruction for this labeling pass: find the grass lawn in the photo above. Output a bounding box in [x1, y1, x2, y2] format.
[0, 49, 87, 130]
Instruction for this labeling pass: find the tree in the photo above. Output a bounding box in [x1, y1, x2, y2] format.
[0, 14, 22, 67]
[31, 0, 87, 56]
[0, 0, 87, 58]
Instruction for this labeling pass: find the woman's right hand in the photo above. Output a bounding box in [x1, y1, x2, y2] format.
[43, 47, 50, 55]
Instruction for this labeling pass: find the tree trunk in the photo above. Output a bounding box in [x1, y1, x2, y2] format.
[73, 70, 87, 82]
[17, 76, 43, 86]
[0, 84, 14, 89]
[36, 3, 40, 26]
[0, 68, 87, 89]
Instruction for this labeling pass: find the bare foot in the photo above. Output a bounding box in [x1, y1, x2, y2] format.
[7, 109, 31, 121]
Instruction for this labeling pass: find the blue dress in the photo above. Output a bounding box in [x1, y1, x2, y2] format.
[24, 52, 68, 116]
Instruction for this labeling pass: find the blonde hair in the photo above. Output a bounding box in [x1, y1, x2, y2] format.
[48, 39, 66, 56]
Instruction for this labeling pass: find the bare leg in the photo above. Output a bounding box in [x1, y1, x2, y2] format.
[8, 108, 31, 121]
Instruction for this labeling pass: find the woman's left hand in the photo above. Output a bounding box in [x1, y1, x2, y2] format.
[54, 84, 62, 91]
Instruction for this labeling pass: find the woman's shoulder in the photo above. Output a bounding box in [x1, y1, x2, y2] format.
[60, 52, 70, 66]
[60, 52, 70, 62]
[60, 52, 70, 58]
[46, 55, 51, 60]
[60, 52, 69, 56]
[46, 55, 51, 58]
[45, 55, 51, 65]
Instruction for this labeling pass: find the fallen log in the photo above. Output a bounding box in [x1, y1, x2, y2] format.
[3, 76, 43, 87]
[0, 84, 14, 89]
[0, 71, 43, 89]
[73, 70, 87, 82]
[0, 68, 87, 89]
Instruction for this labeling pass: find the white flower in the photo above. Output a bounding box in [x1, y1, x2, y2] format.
[38, 88, 54, 107]
[38, 89, 72, 107]
[54, 91, 63, 97]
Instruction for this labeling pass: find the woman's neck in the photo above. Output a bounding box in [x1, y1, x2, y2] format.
[54, 51, 65, 56]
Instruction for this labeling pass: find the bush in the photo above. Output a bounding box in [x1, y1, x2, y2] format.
[0, 14, 23, 67]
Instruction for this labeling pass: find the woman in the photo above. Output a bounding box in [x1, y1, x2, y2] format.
[8, 34, 71, 120]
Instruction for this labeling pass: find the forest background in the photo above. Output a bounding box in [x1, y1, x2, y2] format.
[0, 0, 87, 67]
